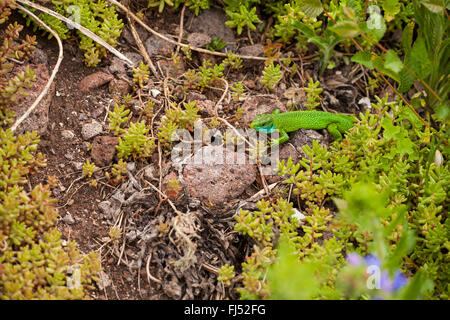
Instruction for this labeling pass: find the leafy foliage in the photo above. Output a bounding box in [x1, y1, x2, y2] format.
[218, 264, 235, 286]
[3, 0, 447, 301]
[196, 59, 224, 88]
[117, 121, 156, 160]
[0, 19, 37, 126]
[157, 101, 200, 146]
[111, 158, 127, 183]
[205, 37, 227, 52]
[82, 160, 98, 178]
[230, 81, 246, 101]
[231, 96, 449, 300]
[225, 5, 260, 35]
[133, 62, 150, 89]
[304, 78, 323, 110]
[108, 104, 131, 136]
[330, 0, 449, 118]
[260, 63, 282, 90]
[0, 3, 101, 299]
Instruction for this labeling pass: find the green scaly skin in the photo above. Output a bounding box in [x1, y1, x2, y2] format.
[250, 109, 355, 145]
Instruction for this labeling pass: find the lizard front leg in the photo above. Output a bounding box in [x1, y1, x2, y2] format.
[327, 123, 343, 141]
[270, 129, 290, 146]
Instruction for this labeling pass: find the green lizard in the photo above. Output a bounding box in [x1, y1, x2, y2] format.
[250, 109, 355, 145]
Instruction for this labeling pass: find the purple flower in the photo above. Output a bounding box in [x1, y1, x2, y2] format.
[380, 270, 409, 293]
[346, 252, 363, 266]
[380, 271, 393, 292]
[345, 252, 409, 295]
[364, 254, 381, 268]
[392, 271, 408, 291]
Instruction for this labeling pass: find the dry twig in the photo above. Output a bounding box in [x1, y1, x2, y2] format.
[108, 0, 267, 61]
[126, 15, 159, 78]
[146, 250, 162, 285]
[11, 4, 63, 133]
[214, 78, 229, 118]
[175, 4, 186, 57]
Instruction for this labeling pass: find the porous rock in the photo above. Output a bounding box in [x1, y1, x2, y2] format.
[187, 32, 212, 48]
[187, 8, 237, 51]
[81, 120, 103, 140]
[238, 44, 264, 67]
[238, 44, 264, 57]
[79, 72, 114, 92]
[241, 95, 286, 126]
[182, 145, 257, 205]
[91, 135, 119, 167]
[290, 128, 327, 156]
[145, 34, 175, 57]
[109, 78, 131, 97]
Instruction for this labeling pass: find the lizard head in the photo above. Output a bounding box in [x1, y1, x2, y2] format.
[250, 113, 275, 133]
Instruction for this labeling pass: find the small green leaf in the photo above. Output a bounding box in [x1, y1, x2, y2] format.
[329, 20, 359, 38]
[405, 36, 432, 80]
[343, 7, 355, 20]
[352, 50, 375, 69]
[401, 21, 415, 50]
[399, 270, 434, 300]
[398, 68, 415, 93]
[301, 0, 323, 18]
[381, 117, 400, 140]
[384, 50, 403, 74]
[293, 20, 316, 38]
[386, 228, 416, 272]
[422, 0, 446, 13]
[382, 0, 400, 17]
[435, 102, 450, 120]
[382, 117, 417, 159]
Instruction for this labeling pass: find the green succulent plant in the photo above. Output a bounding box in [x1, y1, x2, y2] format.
[0, 3, 101, 299]
[24, 0, 123, 67]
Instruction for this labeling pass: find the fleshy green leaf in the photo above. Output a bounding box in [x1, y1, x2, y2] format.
[293, 20, 316, 38]
[381, 117, 418, 159]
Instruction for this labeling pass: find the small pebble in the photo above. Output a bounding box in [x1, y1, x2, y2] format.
[150, 89, 161, 97]
[81, 120, 103, 140]
[64, 153, 74, 161]
[61, 130, 75, 140]
[126, 162, 136, 173]
[61, 213, 75, 225]
[291, 208, 306, 226]
[72, 162, 84, 171]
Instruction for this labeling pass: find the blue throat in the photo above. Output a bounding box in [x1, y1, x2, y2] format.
[254, 125, 275, 133]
